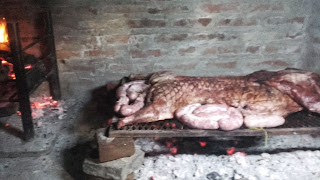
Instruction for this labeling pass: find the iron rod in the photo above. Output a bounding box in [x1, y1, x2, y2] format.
[7, 23, 34, 141]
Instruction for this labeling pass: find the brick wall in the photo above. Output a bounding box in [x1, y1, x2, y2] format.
[2, 0, 319, 99]
[303, 0, 320, 73]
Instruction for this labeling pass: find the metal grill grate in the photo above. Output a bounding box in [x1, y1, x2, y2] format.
[108, 111, 320, 138]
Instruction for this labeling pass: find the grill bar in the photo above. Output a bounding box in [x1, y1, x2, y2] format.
[108, 111, 320, 138]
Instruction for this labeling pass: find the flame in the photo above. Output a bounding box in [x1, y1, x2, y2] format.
[0, 18, 8, 43]
[17, 111, 21, 116]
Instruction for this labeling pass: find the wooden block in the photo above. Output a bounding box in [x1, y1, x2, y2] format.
[96, 129, 135, 163]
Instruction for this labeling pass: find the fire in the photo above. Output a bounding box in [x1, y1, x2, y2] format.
[0, 17, 10, 52]
[0, 18, 8, 43]
[5, 123, 9, 127]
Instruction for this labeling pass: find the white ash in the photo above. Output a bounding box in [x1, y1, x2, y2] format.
[134, 136, 320, 180]
[29, 97, 67, 122]
[134, 150, 320, 180]
[135, 138, 170, 153]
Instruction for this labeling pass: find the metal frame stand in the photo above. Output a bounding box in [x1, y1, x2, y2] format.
[5, 10, 61, 141]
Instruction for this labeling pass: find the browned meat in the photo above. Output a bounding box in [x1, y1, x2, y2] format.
[248, 68, 320, 114]
[117, 70, 308, 129]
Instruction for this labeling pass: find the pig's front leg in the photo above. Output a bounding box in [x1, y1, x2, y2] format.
[117, 101, 174, 128]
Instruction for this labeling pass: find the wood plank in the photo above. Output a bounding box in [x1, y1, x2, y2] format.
[108, 127, 320, 138]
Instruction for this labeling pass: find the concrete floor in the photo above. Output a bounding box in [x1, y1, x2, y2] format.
[0, 96, 105, 180]
[1, 88, 320, 180]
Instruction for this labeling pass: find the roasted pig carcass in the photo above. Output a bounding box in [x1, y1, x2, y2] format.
[115, 69, 320, 130]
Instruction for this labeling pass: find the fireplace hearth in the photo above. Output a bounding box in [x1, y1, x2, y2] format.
[0, 9, 61, 141]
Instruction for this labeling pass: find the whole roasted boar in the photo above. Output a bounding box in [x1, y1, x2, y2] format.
[116, 69, 320, 130]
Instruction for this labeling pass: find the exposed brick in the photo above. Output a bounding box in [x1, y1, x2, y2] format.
[246, 46, 260, 53]
[84, 49, 115, 57]
[287, 17, 305, 24]
[148, 8, 161, 14]
[128, 18, 166, 28]
[264, 45, 278, 53]
[174, 19, 196, 27]
[313, 37, 320, 44]
[214, 61, 237, 69]
[208, 33, 226, 40]
[202, 3, 239, 13]
[155, 34, 188, 43]
[107, 35, 130, 43]
[286, 32, 302, 39]
[251, 4, 284, 12]
[170, 34, 188, 41]
[195, 34, 207, 40]
[218, 18, 257, 26]
[174, 19, 187, 26]
[202, 48, 217, 55]
[57, 51, 81, 60]
[191, 33, 236, 41]
[260, 60, 290, 67]
[131, 49, 161, 58]
[198, 18, 212, 26]
[267, 17, 305, 25]
[178, 47, 196, 56]
[218, 47, 239, 54]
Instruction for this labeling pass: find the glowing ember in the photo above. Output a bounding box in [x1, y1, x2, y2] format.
[5, 123, 9, 127]
[165, 141, 174, 148]
[24, 64, 33, 69]
[1, 59, 15, 79]
[171, 123, 176, 128]
[227, 147, 236, 155]
[30, 96, 63, 119]
[199, 141, 207, 147]
[16, 111, 21, 116]
[9, 73, 16, 80]
[170, 146, 178, 155]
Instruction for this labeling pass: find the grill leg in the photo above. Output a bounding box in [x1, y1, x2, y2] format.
[8, 23, 34, 141]
[46, 11, 61, 100]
